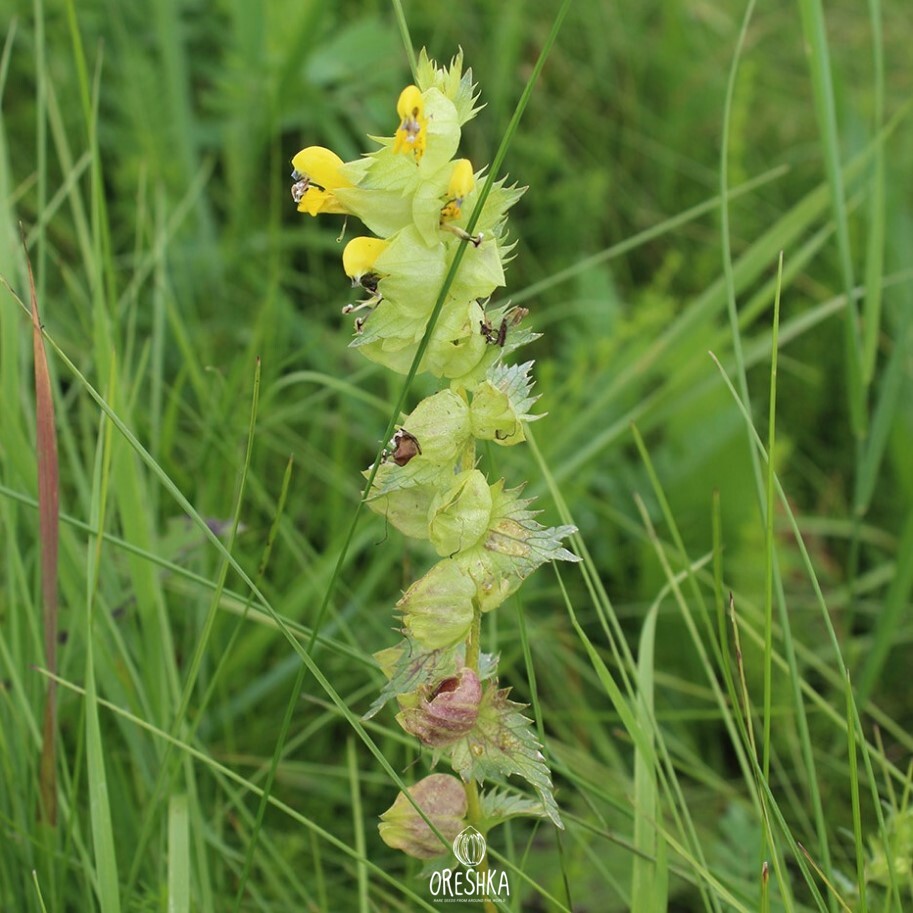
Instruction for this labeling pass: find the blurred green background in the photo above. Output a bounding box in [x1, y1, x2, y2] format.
[2, 0, 913, 910]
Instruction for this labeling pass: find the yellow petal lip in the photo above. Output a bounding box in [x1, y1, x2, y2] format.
[343, 237, 389, 281]
[291, 146, 350, 189]
[396, 85, 424, 120]
[296, 189, 350, 216]
[290, 146, 353, 215]
[441, 159, 475, 222]
[393, 85, 428, 161]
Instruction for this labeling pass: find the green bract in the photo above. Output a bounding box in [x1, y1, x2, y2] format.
[397, 558, 475, 649]
[291, 47, 580, 858]
[428, 469, 493, 556]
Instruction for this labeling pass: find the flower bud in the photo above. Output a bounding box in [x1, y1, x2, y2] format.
[428, 469, 493, 556]
[378, 773, 467, 859]
[397, 668, 482, 747]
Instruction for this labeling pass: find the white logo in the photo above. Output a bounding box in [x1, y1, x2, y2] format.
[429, 826, 510, 903]
[452, 826, 486, 867]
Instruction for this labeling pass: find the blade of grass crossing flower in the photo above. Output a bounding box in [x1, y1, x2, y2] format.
[24, 234, 60, 827]
[389, 0, 418, 82]
[167, 794, 190, 913]
[632, 603, 668, 913]
[85, 360, 121, 913]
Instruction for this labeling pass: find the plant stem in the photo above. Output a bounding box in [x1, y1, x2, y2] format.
[463, 778, 497, 913]
[466, 600, 482, 673]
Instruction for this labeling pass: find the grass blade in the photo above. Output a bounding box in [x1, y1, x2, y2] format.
[167, 794, 190, 913]
[632, 603, 668, 913]
[796, 0, 864, 437]
[25, 233, 60, 827]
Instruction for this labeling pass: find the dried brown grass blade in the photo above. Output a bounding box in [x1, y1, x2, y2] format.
[24, 230, 60, 827]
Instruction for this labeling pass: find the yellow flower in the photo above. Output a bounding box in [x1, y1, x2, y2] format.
[343, 237, 389, 288]
[440, 158, 475, 222]
[290, 146, 353, 216]
[393, 85, 427, 161]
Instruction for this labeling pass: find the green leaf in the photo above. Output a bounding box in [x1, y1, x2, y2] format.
[489, 361, 540, 420]
[428, 469, 493, 556]
[365, 638, 501, 722]
[450, 685, 562, 829]
[415, 48, 481, 125]
[480, 788, 552, 827]
[374, 226, 448, 319]
[470, 360, 542, 446]
[455, 481, 579, 612]
[364, 637, 461, 721]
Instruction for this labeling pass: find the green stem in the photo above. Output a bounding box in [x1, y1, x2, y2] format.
[466, 600, 482, 673]
[463, 778, 496, 913]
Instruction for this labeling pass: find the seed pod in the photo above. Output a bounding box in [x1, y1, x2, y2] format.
[397, 558, 476, 649]
[378, 773, 467, 859]
[397, 668, 483, 747]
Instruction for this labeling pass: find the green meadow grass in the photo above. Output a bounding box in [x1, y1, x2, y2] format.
[2, 1, 913, 910]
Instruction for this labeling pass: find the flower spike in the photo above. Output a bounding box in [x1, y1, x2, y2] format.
[290, 50, 578, 867]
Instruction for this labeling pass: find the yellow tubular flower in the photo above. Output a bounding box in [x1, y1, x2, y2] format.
[343, 237, 389, 286]
[393, 85, 427, 161]
[440, 159, 475, 222]
[290, 146, 353, 216]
